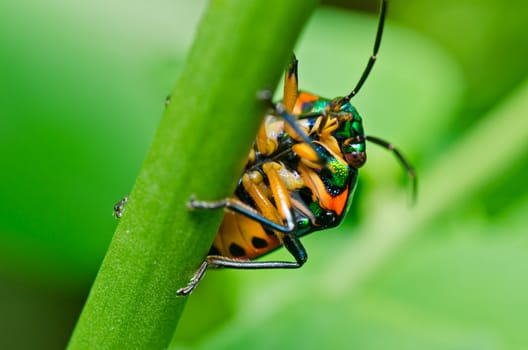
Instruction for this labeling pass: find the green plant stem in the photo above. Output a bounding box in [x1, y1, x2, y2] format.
[67, 0, 317, 348]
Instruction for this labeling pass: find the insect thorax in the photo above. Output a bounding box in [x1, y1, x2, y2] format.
[239, 94, 365, 238]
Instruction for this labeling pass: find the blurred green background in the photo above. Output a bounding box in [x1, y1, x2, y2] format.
[1, 0, 527, 349]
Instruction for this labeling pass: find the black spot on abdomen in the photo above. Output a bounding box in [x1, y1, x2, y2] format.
[251, 237, 268, 249]
[209, 245, 220, 256]
[229, 243, 246, 257]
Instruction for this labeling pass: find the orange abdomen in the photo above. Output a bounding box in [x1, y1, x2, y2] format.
[210, 210, 281, 260]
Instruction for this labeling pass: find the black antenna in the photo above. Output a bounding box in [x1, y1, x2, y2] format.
[365, 135, 417, 203]
[343, 0, 387, 102]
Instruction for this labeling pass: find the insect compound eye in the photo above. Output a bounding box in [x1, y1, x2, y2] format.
[345, 151, 366, 168]
[342, 138, 366, 168]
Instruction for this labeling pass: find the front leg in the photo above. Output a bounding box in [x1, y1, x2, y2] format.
[188, 195, 295, 234]
[258, 90, 325, 166]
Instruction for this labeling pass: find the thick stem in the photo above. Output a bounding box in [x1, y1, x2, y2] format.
[67, 0, 318, 348]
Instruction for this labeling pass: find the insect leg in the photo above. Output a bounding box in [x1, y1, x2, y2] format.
[189, 196, 295, 234]
[261, 162, 296, 232]
[188, 167, 295, 233]
[176, 235, 307, 296]
[179, 163, 308, 295]
[283, 54, 299, 113]
[176, 260, 209, 296]
[366, 135, 417, 202]
[113, 195, 129, 218]
[190, 160, 300, 233]
[209, 234, 306, 270]
[258, 90, 325, 166]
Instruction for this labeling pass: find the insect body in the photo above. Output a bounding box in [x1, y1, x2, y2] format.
[204, 92, 364, 261]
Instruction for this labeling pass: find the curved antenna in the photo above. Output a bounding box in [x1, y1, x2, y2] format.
[366, 135, 417, 203]
[343, 0, 388, 103]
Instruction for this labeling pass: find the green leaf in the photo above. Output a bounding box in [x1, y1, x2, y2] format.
[0, 0, 204, 287]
